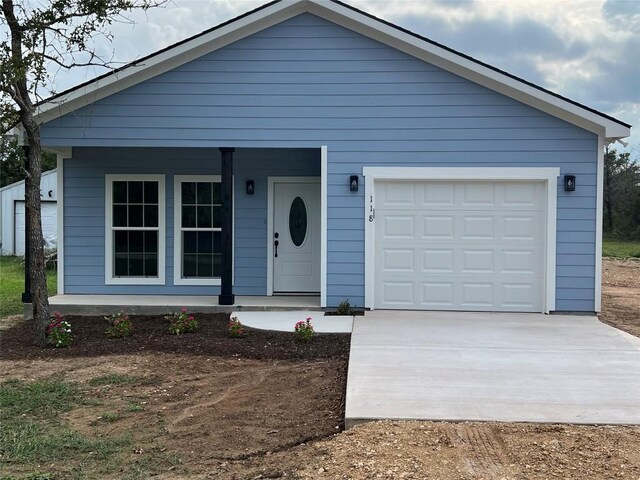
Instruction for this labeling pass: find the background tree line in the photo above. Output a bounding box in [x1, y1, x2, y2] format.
[604, 148, 640, 241]
[0, 138, 56, 188]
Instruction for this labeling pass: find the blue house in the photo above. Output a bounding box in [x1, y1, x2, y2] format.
[35, 0, 630, 313]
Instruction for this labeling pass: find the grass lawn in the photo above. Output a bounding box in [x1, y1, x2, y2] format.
[0, 256, 57, 318]
[603, 239, 640, 258]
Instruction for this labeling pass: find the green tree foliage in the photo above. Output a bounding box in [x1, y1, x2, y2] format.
[1, 0, 165, 346]
[604, 148, 640, 240]
[0, 137, 56, 187]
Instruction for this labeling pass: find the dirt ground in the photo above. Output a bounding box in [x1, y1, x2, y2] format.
[600, 257, 640, 337]
[1, 258, 639, 479]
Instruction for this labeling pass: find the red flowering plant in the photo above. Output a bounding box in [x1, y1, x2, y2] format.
[228, 316, 245, 338]
[47, 312, 73, 348]
[294, 317, 314, 342]
[165, 308, 198, 335]
[104, 312, 133, 338]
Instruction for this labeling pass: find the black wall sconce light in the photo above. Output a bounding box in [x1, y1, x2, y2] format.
[246, 180, 255, 195]
[564, 175, 576, 192]
[350, 175, 359, 192]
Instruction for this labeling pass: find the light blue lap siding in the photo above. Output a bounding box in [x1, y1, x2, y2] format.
[63, 147, 319, 295]
[45, 13, 598, 311]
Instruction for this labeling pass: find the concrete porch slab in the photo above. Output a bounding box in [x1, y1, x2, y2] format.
[46, 294, 321, 316]
[231, 310, 353, 333]
[345, 311, 640, 428]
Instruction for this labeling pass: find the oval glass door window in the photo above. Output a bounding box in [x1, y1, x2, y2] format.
[289, 196, 308, 247]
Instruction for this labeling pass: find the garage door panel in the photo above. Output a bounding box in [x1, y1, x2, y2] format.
[383, 249, 415, 272]
[463, 183, 496, 206]
[374, 180, 545, 312]
[462, 216, 494, 239]
[423, 216, 455, 238]
[462, 249, 494, 273]
[423, 249, 454, 272]
[423, 183, 454, 205]
[382, 215, 415, 238]
[421, 282, 454, 306]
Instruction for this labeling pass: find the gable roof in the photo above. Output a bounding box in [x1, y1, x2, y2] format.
[36, 0, 631, 139]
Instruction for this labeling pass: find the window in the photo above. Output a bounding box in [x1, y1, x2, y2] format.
[174, 175, 231, 286]
[105, 175, 165, 285]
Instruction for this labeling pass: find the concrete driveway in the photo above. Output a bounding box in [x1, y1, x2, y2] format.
[345, 311, 640, 427]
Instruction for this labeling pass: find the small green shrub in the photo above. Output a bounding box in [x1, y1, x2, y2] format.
[294, 317, 314, 342]
[104, 312, 133, 338]
[228, 316, 245, 338]
[46, 312, 73, 348]
[336, 299, 353, 315]
[165, 308, 198, 335]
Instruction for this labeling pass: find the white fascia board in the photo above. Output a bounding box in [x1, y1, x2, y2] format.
[306, 0, 630, 139]
[35, 0, 308, 124]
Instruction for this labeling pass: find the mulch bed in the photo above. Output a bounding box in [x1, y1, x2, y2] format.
[0, 313, 351, 361]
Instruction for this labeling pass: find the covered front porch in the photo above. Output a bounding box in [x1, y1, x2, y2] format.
[48, 294, 321, 316]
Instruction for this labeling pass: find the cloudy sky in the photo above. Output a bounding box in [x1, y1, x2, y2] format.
[27, 0, 640, 154]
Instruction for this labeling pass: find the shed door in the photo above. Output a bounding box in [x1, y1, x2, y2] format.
[374, 180, 545, 312]
[15, 201, 57, 255]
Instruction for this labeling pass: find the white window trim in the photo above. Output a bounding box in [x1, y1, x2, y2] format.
[105, 174, 166, 285]
[362, 167, 560, 314]
[173, 175, 234, 286]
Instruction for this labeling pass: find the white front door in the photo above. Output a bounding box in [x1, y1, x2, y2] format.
[273, 181, 321, 293]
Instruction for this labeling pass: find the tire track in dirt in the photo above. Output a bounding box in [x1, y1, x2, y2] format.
[168, 364, 275, 429]
[446, 423, 518, 478]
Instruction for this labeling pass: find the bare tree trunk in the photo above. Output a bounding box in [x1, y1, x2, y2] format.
[23, 121, 50, 346]
[3, 0, 50, 345]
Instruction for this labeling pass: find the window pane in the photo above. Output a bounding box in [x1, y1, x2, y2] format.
[182, 182, 196, 204]
[212, 207, 221, 228]
[113, 182, 127, 203]
[183, 254, 197, 277]
[289, 196, 307, 247]
[129, 254, 144, 276]
[212, 183, 221, 204]
[197, 206, 212, 228]
[183, 231, 197, 254]
[144, 205, 158, 228]
[129, 231, 144, 253]
[197, 182, 212, 205]
[197, 231, 213, 254]
[144, 254, 158, 277]
[213, 231, 221, 254]
[129, 205, 143, 227]
[144, 181, 158, 204]
[197, 254, 213, 277]
[182, 206, 196, 228]
[114, 253, 128, 276]
[128, 181, 143, 203]
[114, 231, 128, 253]
[212, 254, 221, 277]
[113, 205, 127, 227]
[144, 231, 158, 253]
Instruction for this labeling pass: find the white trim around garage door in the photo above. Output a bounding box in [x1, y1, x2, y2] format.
[363, 167, 560, 313]
[595, 135, 605, 312]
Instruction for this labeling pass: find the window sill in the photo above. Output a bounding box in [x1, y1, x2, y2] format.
[173, 278, 223, 286]
[105, 277, 166, 286]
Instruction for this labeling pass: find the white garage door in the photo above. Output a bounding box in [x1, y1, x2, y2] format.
[14, 201, 57, 255]
[374, 180, 545, 312]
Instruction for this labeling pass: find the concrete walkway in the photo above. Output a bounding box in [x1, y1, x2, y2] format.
[231, 310, 353, 333]
[345, 311, 640, 427]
